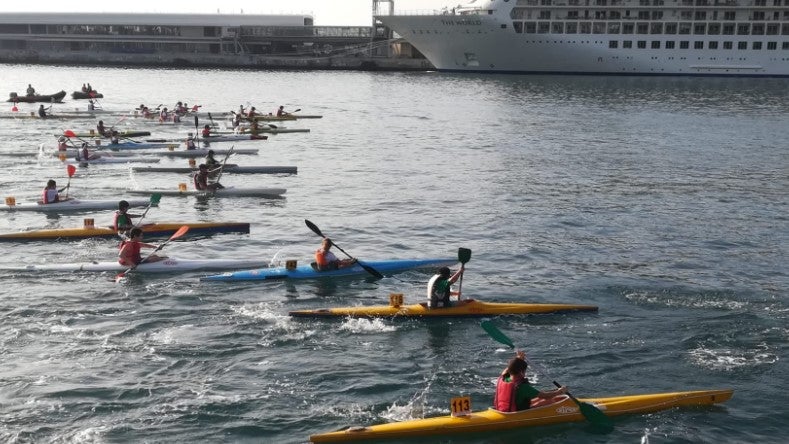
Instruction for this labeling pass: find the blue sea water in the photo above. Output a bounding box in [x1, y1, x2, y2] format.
[0, 65, 786, 443]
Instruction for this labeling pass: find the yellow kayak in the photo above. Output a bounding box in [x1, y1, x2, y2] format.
[289, 298, 598, 318]
[310, 389, 733, 442]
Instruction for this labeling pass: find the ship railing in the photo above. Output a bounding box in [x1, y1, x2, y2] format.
[389, 7, 487, 16]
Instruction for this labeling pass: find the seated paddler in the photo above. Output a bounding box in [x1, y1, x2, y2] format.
[494, 351, 568, 412]
[427, 266, 463, 308]
[314, 238, 356, 271]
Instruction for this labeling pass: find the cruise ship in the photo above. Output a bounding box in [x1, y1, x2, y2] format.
[376, 0, 789, 76]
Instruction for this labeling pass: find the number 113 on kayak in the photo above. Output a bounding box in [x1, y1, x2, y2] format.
[450, 396, 472, 417]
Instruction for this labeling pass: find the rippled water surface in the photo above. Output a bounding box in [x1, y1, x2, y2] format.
[0, 65, 787, 443]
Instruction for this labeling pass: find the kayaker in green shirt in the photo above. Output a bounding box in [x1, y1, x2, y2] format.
[494, 351, 568, 412]
[427, 266, 463, 308]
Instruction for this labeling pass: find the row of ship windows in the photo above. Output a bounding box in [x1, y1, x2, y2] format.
[517, 0, 789, 6]
[511, 21, 789, 34]
[512, 9, 789, 21]
[605, 39, 789, 48]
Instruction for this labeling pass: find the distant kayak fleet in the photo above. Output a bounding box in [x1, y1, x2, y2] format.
[3, 86, 733, 441]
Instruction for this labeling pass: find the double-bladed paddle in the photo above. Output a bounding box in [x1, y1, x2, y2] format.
[304, 219, 383, 278]
[480, 320, 613, 431]
[213, 146, 234, 187]
[115, 225, 189, 282]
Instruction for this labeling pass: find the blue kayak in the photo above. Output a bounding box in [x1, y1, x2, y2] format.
[199, 258, 457, 282]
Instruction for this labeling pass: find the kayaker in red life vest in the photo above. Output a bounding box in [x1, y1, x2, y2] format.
[194, 164, 224, 192]
[427, 266, 463, 308]
[314, 238, 356, 271]
[41, 179, 67, 204]
[494, 351, 568, 412]
[118, 228, 165, 266]
[202, 124, 211, 138]
[113, 200, 141, 232]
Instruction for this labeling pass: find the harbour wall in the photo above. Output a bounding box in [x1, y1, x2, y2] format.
[0, 50, 434, 71]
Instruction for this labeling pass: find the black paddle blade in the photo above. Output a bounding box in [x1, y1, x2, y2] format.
[458, 247, 472, 264]
[304, 219, 324, 238]
[359, 262, 384, 279]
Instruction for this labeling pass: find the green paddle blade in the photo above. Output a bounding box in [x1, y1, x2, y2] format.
[150, 193, 162, 205]
[481, 320, 514, 349]
[458, 247, 472, 264]
[553, 381, 614, 431]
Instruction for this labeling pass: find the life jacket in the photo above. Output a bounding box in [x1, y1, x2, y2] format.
[494, 374, 524, 412]
[118, 240, 142, 265]
[426, 274, 441, 306]
[426, 274, 451, 308]
[314, 249, 338, 271]
[42, 187, 58, 204]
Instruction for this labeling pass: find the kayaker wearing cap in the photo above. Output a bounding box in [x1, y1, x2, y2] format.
[494, 351, 568, 412]
[194, 164, 224, 191]
[202, 124, 212, 138]
[314, 238, 356, 271]
[118, 228, 165, 266]
[426, 266, 463, 308]
[113, 200, 142, 232]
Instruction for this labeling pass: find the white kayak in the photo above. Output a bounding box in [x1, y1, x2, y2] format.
[1, 198, 154, 212]
[126, 186, 286, 198]
[73, 156, 160, 165]
[130, 165, 296, 174]
[5, 257, 272, 273]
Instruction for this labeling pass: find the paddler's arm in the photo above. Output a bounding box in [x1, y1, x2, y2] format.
[535, 385, 568, 399]
[449, 268, 464, 296]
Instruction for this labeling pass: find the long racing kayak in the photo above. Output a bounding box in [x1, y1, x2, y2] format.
[0, 222, 250, 241]
[1, 198, 153, 212]
[127, 187, 286, 198]
[130, 165, 297, 175]
[60, 130, 152, 138]
[201, 258, 457, 282]
[310, 389, 733, 442]
[158, 148, 258, 158]
[289, 299, 599, 318]
[4, 257, 272, 273]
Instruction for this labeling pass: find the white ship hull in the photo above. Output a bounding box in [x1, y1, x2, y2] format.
[377, 0, 789, 77]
